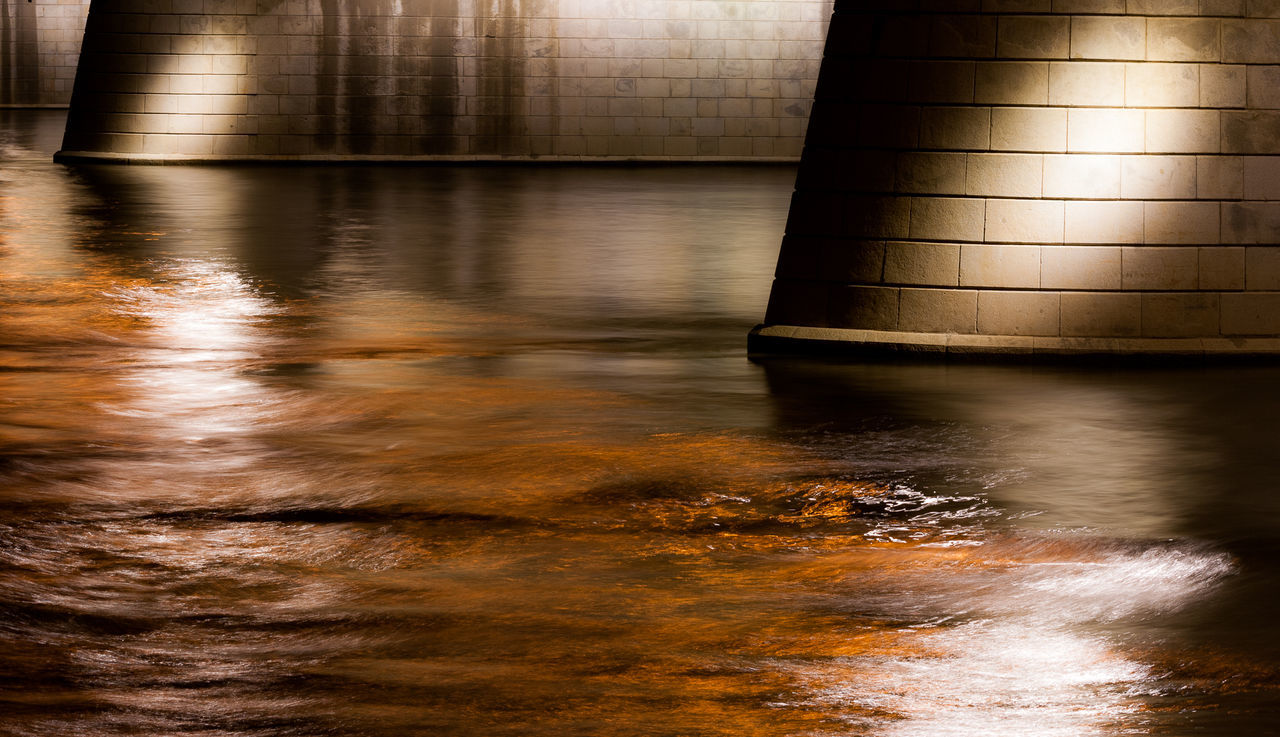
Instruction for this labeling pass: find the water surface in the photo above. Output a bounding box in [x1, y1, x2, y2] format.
[2, 111, 1278, 736]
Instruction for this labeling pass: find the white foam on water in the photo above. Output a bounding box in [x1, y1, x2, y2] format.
[800, 540, 1233, 736]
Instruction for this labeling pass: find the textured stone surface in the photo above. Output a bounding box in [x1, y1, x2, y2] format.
[978, 290, 1060, 336]
[59, 0, 831, 159]
[1122, 155, 1196, 199]
[959, 244, 1041, 288]
[758, 1, 1280, 357]
[1044, 154, 1120, 198]
[1, 0, 90, 106]
[1060, 292, 1142, 337]
[883, 241, 960, 285]
[966, 152, 1043, 197]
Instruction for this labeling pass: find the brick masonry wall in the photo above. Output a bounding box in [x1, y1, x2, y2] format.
[58, 0, 831, 159]
[1, 0, 91, 106]
[760, 0, 1280, 355]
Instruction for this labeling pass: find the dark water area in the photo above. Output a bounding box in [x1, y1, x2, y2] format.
[2, 110, 1279, 736]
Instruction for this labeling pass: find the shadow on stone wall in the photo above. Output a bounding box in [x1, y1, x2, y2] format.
[0, 0, 38, 105]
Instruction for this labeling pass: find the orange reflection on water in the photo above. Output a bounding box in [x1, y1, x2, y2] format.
[2, 132, 1267, 735]
[0, 240, 1234, 735]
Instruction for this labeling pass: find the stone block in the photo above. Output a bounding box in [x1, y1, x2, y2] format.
[898, 288, 979, 333]
[851, 150, 898, 192]
[1221, 201, 1280, 242]
[960, 244, 1042, 288]
[978, 290, 1060, 335]
[1070, 16, 1145, 60]
[1127, 0, 1197, 14]
[1247, 0, 1280, 16]
[975, 61, 1049, 104]
[1147, 18, 1222, 61]
[1248, 65, 1280, 109]
[908, 61, 977, 104]
[827, 285, 900, 331]
[1064, 201, 1144, 244]
[1239, 0, 1280, 15]
[985, 198, 1065, 243]
[849, 196, 913, 239]
[1141, 293, 1220, 337]
[1200, 64, 1246, 108]
[1246, 246, 1280, 289]
[1221, 110, 1280, 154]
[1060, 292, 1141, 337]
[857, 104, 922, 149]
[845, 60, 913, 103]
[141, 133, 183, 155]
[929, 14, 999, 58]
[1145, 201, 1221, 243]
[1125, 63, 1199, 107]
[984, 0, 1051, 11]
[1122, 246, 1199, 289]
[1222, 293, 1280, 334]
[1043, 153, 1121, 198]
[871, 16, 932, 59]
[998, 15, 1070, 59]
[1198, 155, 1245, 198]
[176, 134, 214, 155]
[1066, 108, 1144, 152]
[1244, 155, 1280, 198]
[1202, 0, 1245, 16]
[991, 106, 1066, 151]
[1200, 246, 1246, 289]
[1121, 155, 1196, 199]
[910, 196, 987, 241]
[883, 241, 962, 285]
[965, 152, 1044, 196]
[1049, 61, 1124, 106]
[1223, 19, 1280, 63]
[1043, 245, 1123, 288]
[766, 279, 830, 326]
[818, 239, 887, 283]
[896, 152, 968, 194]
[919, 106, 992, 151]
[1052, 0, 1125, 11]
[1146, 109, 1220, 153]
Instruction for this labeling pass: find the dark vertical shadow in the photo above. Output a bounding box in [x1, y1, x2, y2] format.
[0, 0, 39, 105]
[316, 0, 339, 153]
[475, 0, 525, 155]
[415, 0, 461, 155]
[0, 0, 11, 105]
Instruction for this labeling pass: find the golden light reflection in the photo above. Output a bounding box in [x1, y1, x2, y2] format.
[4, 125, 1273, 735]
[788, 539, 1232, 737]
[0, 239, 1245, 734]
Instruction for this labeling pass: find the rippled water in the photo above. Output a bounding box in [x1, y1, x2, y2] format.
[2, 110, 1279, 735]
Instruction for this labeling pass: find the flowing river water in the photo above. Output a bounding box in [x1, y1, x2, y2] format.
[1, 110, 1278, 736]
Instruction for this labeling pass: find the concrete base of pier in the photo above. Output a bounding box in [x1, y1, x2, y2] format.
[747, 324, 1280, 362]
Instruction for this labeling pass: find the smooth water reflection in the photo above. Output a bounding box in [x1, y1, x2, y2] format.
[2, 111, 1279, 736]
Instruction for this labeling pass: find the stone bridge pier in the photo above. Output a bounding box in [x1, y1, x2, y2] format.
[752, 1, 1280, 359]
[55, 0, 830, 161]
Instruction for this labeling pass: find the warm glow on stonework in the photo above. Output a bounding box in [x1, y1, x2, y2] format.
[55, 0, 832, 160]
[753, 3, 1280, 359]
